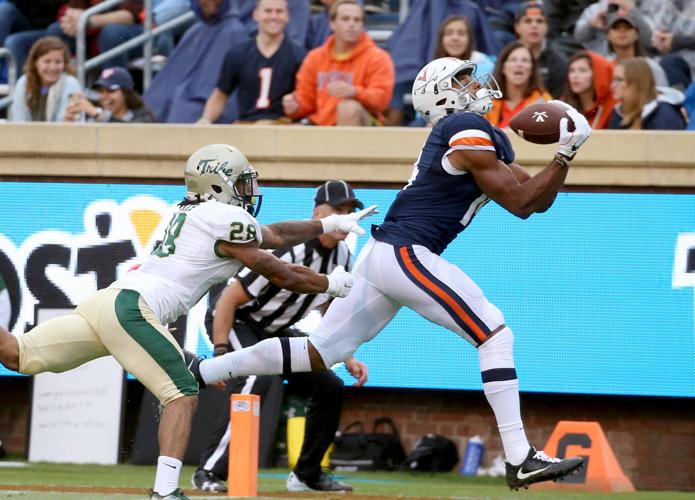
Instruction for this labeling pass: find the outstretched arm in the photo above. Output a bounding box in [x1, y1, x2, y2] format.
[217, 241, 353, 297]
[452, 150, 569, 219]
[260, 220, 324, 250]
[219, 240, 326, 292]
[504, 161, 554, 212]
[259, 205, 378, 249]
[451, 105, 590, 218]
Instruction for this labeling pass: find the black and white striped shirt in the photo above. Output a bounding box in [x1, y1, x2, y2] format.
[234, 238, 352, 333]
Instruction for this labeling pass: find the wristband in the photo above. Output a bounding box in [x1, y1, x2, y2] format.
[213, 343, 229, 357]
[553, 153, 571, 168]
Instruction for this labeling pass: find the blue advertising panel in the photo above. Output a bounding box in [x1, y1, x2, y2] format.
[0, 182, 693, 397]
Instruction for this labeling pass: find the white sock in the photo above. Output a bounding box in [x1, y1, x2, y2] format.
[484, 379, 529, 465]
[154, 456, 182, 495]
[478, 327, 530, 466]
[199, 337, 311, 385]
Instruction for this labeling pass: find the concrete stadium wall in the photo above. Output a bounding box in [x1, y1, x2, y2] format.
[1, 123, 695, 189]
[1, 124, 694, 492]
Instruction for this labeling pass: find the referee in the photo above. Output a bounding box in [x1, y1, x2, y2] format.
[192, 181, 369, 493]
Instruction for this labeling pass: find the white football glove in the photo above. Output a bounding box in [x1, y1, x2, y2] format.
[558, 111, 591, 159]
[549, 100, 592, 160]
[320, 204, 378, 236]
[325, 265, 353, 298]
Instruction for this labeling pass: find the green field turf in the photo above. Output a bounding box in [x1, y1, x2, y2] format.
[0, 463, 692, 500]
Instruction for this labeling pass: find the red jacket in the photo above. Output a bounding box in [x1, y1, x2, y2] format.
[290, 33, 395, 125]
[585, 51, 617, 130]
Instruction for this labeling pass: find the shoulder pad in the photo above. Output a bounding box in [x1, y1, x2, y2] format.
[202, 202, 263, 245]
[446, 112, 496, 151]
[445, 111, 492, 132]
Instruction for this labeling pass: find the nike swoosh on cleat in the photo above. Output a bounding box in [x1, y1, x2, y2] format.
[517, 466, 550, 480]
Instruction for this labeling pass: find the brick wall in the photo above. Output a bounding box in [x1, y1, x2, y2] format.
[1, 380, 693, 491]
[339, 388, 695, 492]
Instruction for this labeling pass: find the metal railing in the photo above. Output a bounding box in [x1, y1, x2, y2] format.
[0, 48, 17, 112]
[0, 0, 410, 114]
[399, 0, 410, 23]
[77, 0, 194, 89]
[0, 0, 193, 112]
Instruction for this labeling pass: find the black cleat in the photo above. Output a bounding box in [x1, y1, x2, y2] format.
[183, 350, 206, 389]
[505, 446, 584, 490]
[191, 469, 226, 492]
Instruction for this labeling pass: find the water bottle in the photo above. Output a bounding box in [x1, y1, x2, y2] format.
[460, 435, 484, 476]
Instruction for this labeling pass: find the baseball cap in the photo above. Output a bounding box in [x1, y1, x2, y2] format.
[606, 9, 639, 30]
[314, 180, 364, 209]
[94, 67, 134, 91]
[515, 1, 546, 22]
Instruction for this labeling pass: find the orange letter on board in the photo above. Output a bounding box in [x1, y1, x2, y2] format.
[535, 420, 634, 492]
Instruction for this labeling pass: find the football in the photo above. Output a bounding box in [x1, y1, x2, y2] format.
[509, 102, 575, 144]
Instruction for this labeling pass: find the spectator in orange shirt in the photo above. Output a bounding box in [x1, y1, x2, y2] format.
[485, 40, 551, 128]
[281, 0, 394, 126]
[561, 50, 617, 129]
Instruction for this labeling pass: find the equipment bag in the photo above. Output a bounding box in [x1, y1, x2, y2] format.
[399, 433, 460, 472]
[330, 417, 407, 471]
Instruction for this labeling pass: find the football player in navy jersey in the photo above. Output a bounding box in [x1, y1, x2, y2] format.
[196, 0, 305, 124]
[197, 57, 592, 490]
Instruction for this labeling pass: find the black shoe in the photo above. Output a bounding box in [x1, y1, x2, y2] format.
[191, 469, 226, 492]
[286, 471, 353, 492]
[183, 350, 206, 389]
[505, 446, 584, 490]
[149, 488, 189, 499]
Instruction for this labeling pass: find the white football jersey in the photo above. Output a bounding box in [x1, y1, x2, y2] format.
[112, 200, 262, 324]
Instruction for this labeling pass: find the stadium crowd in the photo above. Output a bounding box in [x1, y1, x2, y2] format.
[2, 0, 695, 130]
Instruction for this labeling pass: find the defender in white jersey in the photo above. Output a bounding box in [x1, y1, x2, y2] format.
[198, 59, 593, 491]
[0, 144, 376, 500]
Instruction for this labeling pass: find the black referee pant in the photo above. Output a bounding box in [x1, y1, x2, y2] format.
[197, 319, 344, 484]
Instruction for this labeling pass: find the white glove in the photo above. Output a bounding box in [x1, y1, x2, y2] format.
[325, 265, 353, 298]
[550, 100, 592, 160]
[320, 204, 378, 236]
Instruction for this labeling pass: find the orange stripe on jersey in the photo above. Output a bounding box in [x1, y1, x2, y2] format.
[450, 137, 494, 148]
[398, 247, 488, 343]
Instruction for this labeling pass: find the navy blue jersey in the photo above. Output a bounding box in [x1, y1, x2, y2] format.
[373, 112, 515, 255]
[217, 37, 305, 121]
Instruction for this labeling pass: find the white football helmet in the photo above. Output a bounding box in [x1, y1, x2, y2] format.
[184, 144, 262, 215]
[412, 57, 502, 125]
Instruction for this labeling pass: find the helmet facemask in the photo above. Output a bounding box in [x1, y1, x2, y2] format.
[218, 165, 263, 217]
[412, 58, 503, 124]
[454, 71, 502, 115]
